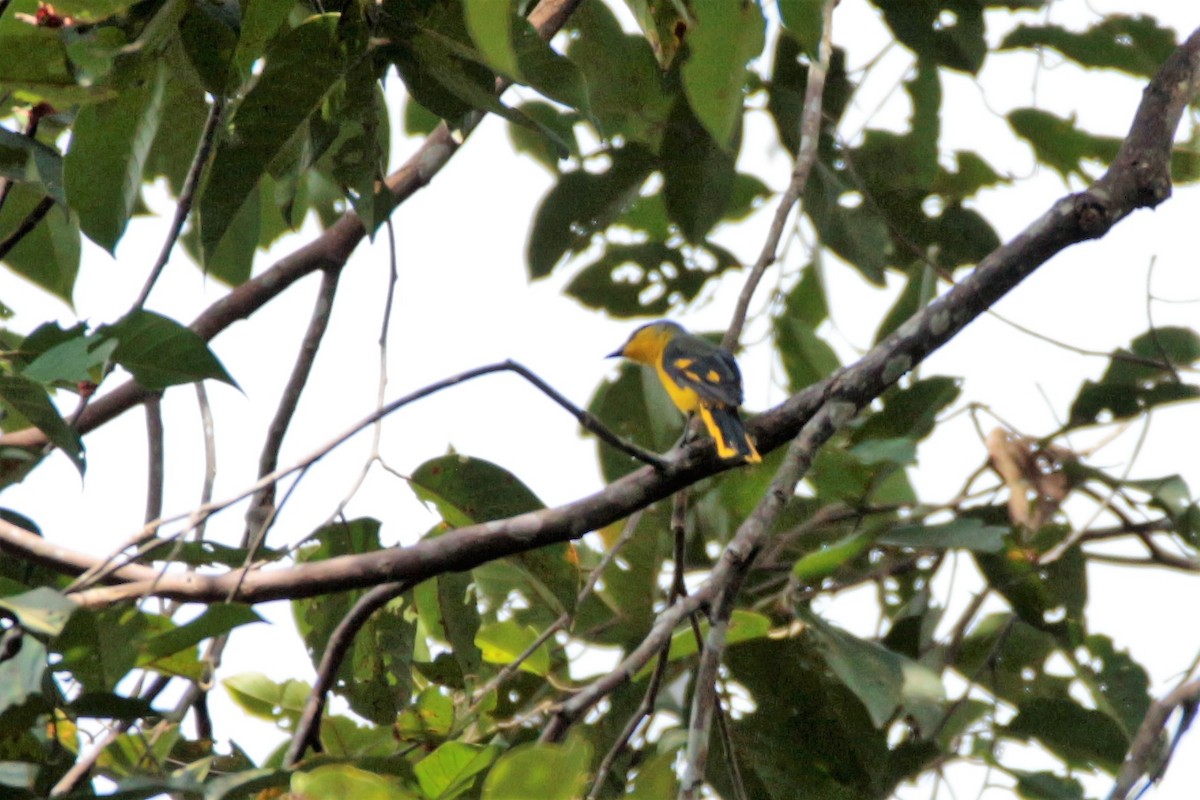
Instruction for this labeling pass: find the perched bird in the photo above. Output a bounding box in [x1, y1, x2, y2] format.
[608, 321, 761, 463]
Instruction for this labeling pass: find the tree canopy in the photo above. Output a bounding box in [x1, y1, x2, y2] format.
[1, 1, 1199, 798]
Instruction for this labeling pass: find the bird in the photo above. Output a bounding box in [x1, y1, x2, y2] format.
[608, 321, 761, 463]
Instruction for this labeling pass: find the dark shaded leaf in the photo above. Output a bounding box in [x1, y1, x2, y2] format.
[526, 144, 656, 279]
[1006, 697, 1128, 773]
[0, 183, 80, 303]
[872, 0, 986, 74]
[1000, 15, 1176, 78]
[141, 605, 263, 661]
[566, 1, 673, 146]
[103, 310, 237, 390]
[0, 128, 64, 203]
[1008, 108, 1118, 181]
[880, 518, 1010, 553]
[680, 0, 764, 148]
[199, 14, 355, 260]
[0, 375, 83, 473]
[661, 97, 736, 242]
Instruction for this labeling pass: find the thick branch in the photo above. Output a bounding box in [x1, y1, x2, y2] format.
[0, 0, 584, 452]
[17, 25, 1200, 610]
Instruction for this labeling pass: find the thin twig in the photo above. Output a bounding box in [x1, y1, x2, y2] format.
[469, 511, 643, 712]
[143, 396, 164, 526]
[64, 360, 659, 597]
[723, 0, 837, 352]
[284, 580, 412, 766]
[245, 266, 341, 540]
[48, 674, 171, 796]
[0, 194, 53, 261]
[1110, 676, 1200, 799]
[132, 98, 225, 311]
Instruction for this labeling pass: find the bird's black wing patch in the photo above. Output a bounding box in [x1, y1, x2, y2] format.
[662, 337, 744, 407]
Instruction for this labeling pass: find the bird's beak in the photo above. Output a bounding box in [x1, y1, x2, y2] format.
[606, 346, 624, 359]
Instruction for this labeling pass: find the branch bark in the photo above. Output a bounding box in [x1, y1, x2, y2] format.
[7, 24, 1200, 617]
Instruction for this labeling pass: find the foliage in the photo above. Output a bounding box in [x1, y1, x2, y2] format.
[0, 1, 1197, 799]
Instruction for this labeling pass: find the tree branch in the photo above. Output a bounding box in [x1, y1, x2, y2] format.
[0, 0, 585, 453]
[284, 580, 412, 767]
[1110, 675, 1200, 799]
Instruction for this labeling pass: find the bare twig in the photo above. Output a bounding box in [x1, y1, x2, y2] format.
[143, 396, 164, 526]
[1110, 676, 1200, 799]
[724, 0, 836, 351]
[284, 580, 412, 766]
[48, 674, 171, 796]
[132, 98, 224, 311]
[245, 266, 341, 539]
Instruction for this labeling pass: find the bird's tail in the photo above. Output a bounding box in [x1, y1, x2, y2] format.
[699, 405, 761, 463]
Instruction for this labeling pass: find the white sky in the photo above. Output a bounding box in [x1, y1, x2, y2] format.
[3, 0, 1200, 797]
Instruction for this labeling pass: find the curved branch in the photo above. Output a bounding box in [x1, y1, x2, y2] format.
[284, 580, 411, 767]
[0, 0, 584, 453]
[16, 24, 1200, 613]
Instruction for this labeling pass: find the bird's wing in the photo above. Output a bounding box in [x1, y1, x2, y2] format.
[662, 336, 744, 407]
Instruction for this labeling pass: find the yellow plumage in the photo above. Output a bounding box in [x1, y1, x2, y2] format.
[608, 321, 761, 463]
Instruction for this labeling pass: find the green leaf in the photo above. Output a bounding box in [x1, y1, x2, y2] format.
[680, 0, 764, 148]
[410, 454, 543, 526]
[67, 692, 155, 720]
[475, 620, 551, 676]
[661, 97, 736, 242]
[526, 143, 656, 279]
[395, 686, 455, 742]
[0, 128, 64, 203]
[188, 175, 261, 286]
[0, 637, 49, 726]
[566, 1, 673, 146]
[565, 242, 685, 317]
[854, 376, 961, 443]
[232, 0, 296, 81]
[0, 374, 84, 473]
[53, 606, 142, 692]
[1006, 698, 1128, 773]
[199, 14, 355, 260]
[806, 614, 945, 734]
[178, 0, 240, 95]
[0, 587, 77, 636]
[291, 764, 412, 800]
[1008, 107, 1119, 181]
[435, 571, 484, 684]
[805, 162, 890, 284]
[0, 29, 115, 106]
[777, 316, 840, 393]
[140, 605, 263, 661]
[65, 62, 166, 252]
[776, 0, 825, 55]
[873, 0, 986, 74]
[1000, 15, 1176, 78]
[1013, 770, 1085, 800]
[0, 183, 80, 303]
[223, 672, 310, 723]
[792, 534, 871, 582]
[507, 101, 580, 171]
[1077, 634, 1150, 738]
[465, 0, 521, 80]
[480, 738, 592, 800]
[623, 0, 690, 69]
[414, 742, 499, 800]
[103, 310, 237, 390]
[21, 331, 116, 386]
[44, 0, 135, 23]
[657, 609, 771, 670]
[880, 518, 1009, 553]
